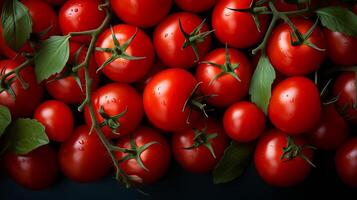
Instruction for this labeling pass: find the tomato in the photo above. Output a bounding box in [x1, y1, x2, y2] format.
[212, 0, 268, 48]
[254, 129, 314, 187]
[175, 0, 216, 13]
[84, 83, 143, 138]
[59, 0, 106, 43]
[59, 125, 111, 182]
[196, 48, 252, 107]
[154, 12, 212, 69]
[4, 145, 58, 190]
[115, 127, 171, 184]
[268, 77, 321, 134]
[143, 68, 202, 132]
[46, 41, 99, 105]
[111, 0, 172, 28]
[43, 0, 67, 6]
[0, 60, 43, 119]
[95, 24, 155, 83]
[34, 100, 74, 142]
[223, 101, 266, 142]
[307, 104, 349, 151]
[335, 137, 357, 187]
[172, 118, 228, 173]
[267, 18, 326, 76]
[135, 61, 165, 93]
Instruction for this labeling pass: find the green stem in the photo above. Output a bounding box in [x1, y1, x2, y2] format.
[0, 58, 33, 91]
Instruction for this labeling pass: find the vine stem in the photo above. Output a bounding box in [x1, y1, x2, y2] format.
[0, 58, 33, 92]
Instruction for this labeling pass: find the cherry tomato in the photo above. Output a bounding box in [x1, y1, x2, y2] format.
[175, 0, 216, 13]
[154, 12, 212, 69]
[0, 60, 43, 119]
[43, 0, 66, 6]
[95, 24, 155, 83]
[135, 61, 166, 93]
[254, 129, 314, 187]
[172, 118, 228, 173]
[4, 145, 58, 190]
[268, 77, 321, 134]
[59, 125, 111, 182]
[335, 137, 357, 187]
[34, 100, 74, 142]
[115, 127, 171, 184]
[212, 0, 268, 48]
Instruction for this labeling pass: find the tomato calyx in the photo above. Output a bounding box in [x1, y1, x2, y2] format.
[281, 136, 316, 167]
[98, 106, 128, 134]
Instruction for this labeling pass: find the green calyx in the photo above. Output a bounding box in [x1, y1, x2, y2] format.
[281, 136, 316, 167]
[98, 106, 128, 135]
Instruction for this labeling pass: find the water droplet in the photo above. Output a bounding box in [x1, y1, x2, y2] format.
[164, 33, 168, 38]
[78, 140, 84, 145]
[224, 11, 232, 16]
[74, 8, 79, 12]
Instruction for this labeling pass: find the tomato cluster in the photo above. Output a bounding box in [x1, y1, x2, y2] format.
[0, 0, 357, 191]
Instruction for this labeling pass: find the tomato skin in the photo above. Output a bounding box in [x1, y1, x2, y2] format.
[268, 77, 321, 134]
[335, 138, 357, 187]
[223, 101, 266, 142]
[212, 0, 268, 48]
[84, 83, 143, 138]
[95, 24, 155, 83]
[34, 100, 74, 142]
[196, 48, 252, 107]
[115, 127, 171, 184]
[267, 18, 326, 76]
[135, 61, 165, 93]
[4, 145, 58, 190]
[111, 0, 172, 28]
[43, 0, 66, 6]
[0, 60, 44, 119]
[175, 0, 216, 13]
[254, 129, 314, 187]
[59, 0, 106, 43]
[59, 125, 111, 182]
[154, 12, 212, 69]
[308, 104, 349, 151]
[172, 118, 228, 173]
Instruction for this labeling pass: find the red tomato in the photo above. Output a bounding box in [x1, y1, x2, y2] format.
[335, 137, 357, 187]
[196, 48, 252, 107]
[84, 83, 143, 138]
[0, 60, 43, 119]
[254, 129, 314, 187]
[59, 125, 111, 182]
[115, 127, 171, 184]
[223, 101, 266, 142]
[212, 0, 268, 48]
[95, 24, 155, 83]
[43, 0, 66, 6]
[59, 0, 106, 43]
[154, 12, 212, 69]
[175, 0, 216, 13]
[4, 145, 58, 190]
[135, 61, 166, 93]
[111, 0, 172, 28]
[307, 104, 349, 151]
[34, 100, 74, 142]
[46, 41, 99, 105]
[172, 118, 228, 173]
[267, 18, 326, 76]
[268, 77, 321, 134]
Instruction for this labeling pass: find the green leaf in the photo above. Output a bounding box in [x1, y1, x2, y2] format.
[213, 142, 255, 184]
[6, 118, 49, 155]
[34, 35, 70, 83]
[249, 55, 276, 114]
[0, 105, 11, 137]
[316, 7, 357, 36]
[1, 0, 32, 51]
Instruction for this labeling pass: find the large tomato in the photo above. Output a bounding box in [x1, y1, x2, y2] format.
[335, 137, 357, 187]
[175, 0, 216, 13]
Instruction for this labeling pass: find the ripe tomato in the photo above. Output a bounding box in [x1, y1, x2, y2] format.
[34, 100, 74, 142]
[46, 41, 99, 105]
[143, 68, 202, 131]
[335, 137, 357, 187]
[223, 101, 266, 142]
[268, 77, 321, 134]
[115, 127, 171, 184]
[84, 83, 143, 138]
[196, 48, 252, 107]
[111, 0, 172, 28]
[154, 12, 212, 69]
[254, 129, 314, 187]
[95, 24, 155, 83]
[59, 0, 106, 43]
[4, 145, 58, 190]
[212, 0, 268, 48]
[175, 0, 216, 13]
[59, 125, 111, 182]
[135, 61, 165, 93]
[172, 118, 228, 173]
[0, 60, 43, 119]
[43, 0, 66, 6]
[267, 18, 326, 76]
[307, 104, 349, 151]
